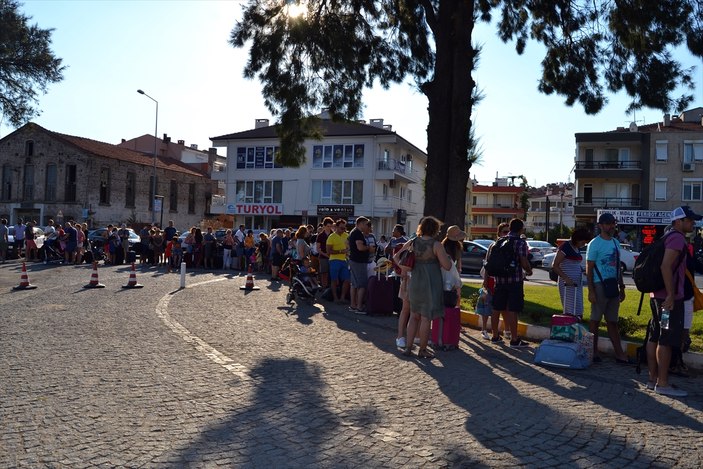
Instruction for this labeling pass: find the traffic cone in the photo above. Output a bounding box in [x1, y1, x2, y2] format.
[240, 263, 260, 291]
[84, 261, 106, 288]
[121, 263, 144, 289]
[13, 262, 37, 290]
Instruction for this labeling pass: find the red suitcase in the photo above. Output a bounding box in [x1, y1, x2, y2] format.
[366, 272, 394, 315]
[551, 314, 579, 326]
[432, 306, 461, 350]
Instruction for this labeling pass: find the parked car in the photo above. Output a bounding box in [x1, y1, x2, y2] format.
[461, 240, 489, 274]
[88, 227, 140, 250]
[472, 238, 494, 250]
[541, 243, 639, 272]
[525, 240, 557, 266]
[6, 225, 45, 258]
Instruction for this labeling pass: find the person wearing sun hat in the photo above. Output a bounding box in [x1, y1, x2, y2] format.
[645, 205, 702, 397]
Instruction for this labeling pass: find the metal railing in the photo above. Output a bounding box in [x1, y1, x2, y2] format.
[575, 161, 641, 170]
[377, 157, 420, 180]
[574, 197, 640, 207]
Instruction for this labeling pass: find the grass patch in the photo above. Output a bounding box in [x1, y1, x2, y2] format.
[460, 283, 703, 352]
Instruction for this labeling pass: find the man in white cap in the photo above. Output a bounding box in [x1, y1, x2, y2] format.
[646, 206, 702, 397]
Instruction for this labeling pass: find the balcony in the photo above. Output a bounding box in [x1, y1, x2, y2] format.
[574, 197, 640, 208]
[376, 157, 420, 183]
[373, 194, 417, 217]
[574, 160, 642, 179]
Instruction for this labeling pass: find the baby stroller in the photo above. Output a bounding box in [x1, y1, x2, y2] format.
[281, 257, 322, 305]
[41, 239, 65, 265]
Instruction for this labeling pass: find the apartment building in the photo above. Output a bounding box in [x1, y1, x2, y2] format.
[470, 178, 524, 239]
[525, 187, 574, 237]
[574, 106, 703, 247]
[210, 114, 426, 236]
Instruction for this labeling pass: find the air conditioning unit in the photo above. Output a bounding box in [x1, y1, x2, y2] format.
[683, 162, 695, 172]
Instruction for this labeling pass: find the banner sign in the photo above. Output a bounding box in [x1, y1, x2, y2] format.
[317, 205, 355, 218]
[597, 209, 672, 225]
[226, 203, 283, 215]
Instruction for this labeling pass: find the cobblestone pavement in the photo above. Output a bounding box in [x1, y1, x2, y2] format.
[1, 261, 702, 468]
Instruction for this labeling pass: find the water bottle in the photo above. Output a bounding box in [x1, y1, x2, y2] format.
[660, 307, 670, 330]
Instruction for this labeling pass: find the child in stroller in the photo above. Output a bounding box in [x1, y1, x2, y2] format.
[283, 256, 322, 305]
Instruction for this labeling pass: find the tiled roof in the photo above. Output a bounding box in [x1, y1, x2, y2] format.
[29, 124, 208, 177]
[635, 121, 703, 133]
[211, 119, 396, 141]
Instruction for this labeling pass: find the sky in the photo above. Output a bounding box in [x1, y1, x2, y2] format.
[4, 0, 702, 188]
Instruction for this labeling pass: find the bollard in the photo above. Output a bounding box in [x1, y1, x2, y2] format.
[180, 261, 186, 289]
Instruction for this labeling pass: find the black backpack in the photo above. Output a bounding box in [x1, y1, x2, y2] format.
[632, 231, 685, 293]
[484, 237, 518, 277]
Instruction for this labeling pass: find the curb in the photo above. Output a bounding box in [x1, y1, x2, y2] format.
[460, 310, 703, 370]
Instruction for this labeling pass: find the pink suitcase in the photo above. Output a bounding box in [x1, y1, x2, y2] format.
[551, 315, 579, 326]
[431, 306, 461, 350]
[550, 314, 580, 341]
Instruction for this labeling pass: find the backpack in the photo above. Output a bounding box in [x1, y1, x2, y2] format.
[632, 231, 685, 293]
[484, 237, 518, 277]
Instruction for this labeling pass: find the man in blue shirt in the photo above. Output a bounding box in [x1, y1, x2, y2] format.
[586, 212, 629, 364]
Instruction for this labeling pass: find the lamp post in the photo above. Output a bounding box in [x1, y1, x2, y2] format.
[137, 89, 158, 224]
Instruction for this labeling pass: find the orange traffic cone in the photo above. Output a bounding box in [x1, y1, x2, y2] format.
[13, 262, 37, 290]
[121, 263, 144, 289]
[240, 263, 260, 291]
[84, 261, 106, 288]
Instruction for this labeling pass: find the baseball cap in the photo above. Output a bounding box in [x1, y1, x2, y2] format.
[597, 213, 616, 224]
[671, 206, 703, 221]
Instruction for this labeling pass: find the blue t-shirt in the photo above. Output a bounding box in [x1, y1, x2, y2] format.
[586, 236, 621, 282]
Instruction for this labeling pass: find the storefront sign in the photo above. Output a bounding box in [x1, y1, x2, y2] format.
[226, 203, 283, 215]
[317, 205, 355, 218]
[597, 209, 672, 225]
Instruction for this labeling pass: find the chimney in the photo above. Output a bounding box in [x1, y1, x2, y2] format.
[163, 133, 171, 143]
[370, 118, 384, 128]
[190, 144, 198, 150]
[255, 118, 269, 129]
[177, 139, 185, 145]
[121, 139, 126, 143]
[663, 113, 671, 126]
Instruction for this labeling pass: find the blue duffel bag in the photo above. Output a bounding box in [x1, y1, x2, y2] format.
[534, 339, 591, 369]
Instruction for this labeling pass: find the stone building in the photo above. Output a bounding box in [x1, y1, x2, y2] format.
[0, 123, 213, 228]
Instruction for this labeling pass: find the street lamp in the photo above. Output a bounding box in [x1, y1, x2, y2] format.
[137, 89, 158, 224]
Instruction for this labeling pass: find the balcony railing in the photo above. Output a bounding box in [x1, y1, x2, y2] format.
[574, 197, 640, 207]
[472, 203, 518, 209]
[575, 161, 641, 169]
[377, 157, 420, 181]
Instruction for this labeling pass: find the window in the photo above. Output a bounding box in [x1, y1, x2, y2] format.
[188, 183, 195, 214]
[125, 172, 136, 207]
[45, 164, 57, 201]
[169, 180, 178, 211]
[382, 183, 388, 199]
[99, 167, 110, 204]
[684, 141, 703, 162]
[149, 176, 157, 210]
[654, 179, 667, 201]
[655, 141, 668, 161]
[25, 140, 34, 157]
[683, 179, 703, 201]
[235, 146, 281, 169]
[1, 165, 12, 201]
[312, 144, 364, 168]
[472, 214, 488, 225]
[235, 180, 283, 203]
[65, 164, 77, 202]
[311, 180, 363, 204]
[23, 165, 34, 201]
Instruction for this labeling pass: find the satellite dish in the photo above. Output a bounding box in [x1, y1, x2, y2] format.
[629, 121, 638, 132]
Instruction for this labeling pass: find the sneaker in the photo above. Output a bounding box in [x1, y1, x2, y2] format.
[655, 385, 688, 397]
[396, 337, 406, 348]
[509, 339, 530, 349]
[349, 306, 358, 312]
[480, 330, 490, 340]
[354, 309, 367, 315]
[645, 381, 656, 390]
[490, 336, 504, 344]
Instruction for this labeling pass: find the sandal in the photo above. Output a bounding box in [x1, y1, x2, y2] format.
[401, 348, 413, 357]
[417, 348, 434, 359]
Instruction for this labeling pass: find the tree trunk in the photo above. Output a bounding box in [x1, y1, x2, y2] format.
[422, 0, 475, 231]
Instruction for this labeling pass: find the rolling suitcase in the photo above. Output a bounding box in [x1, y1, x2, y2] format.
[366, 271, 394, 316]
[534, 339, 591, 369]
[550, 314, 579, 341]
[431, 306, 461, 350]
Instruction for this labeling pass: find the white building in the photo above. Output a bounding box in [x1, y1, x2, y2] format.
[525, 187, 575, 238]
[210, 115, 427, 237]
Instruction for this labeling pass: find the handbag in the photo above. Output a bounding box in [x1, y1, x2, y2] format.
[684, 270, 703, 311]
[548, 268, 559, 282]
[397, 240, 415, 270]
[594, 266, 620, 298]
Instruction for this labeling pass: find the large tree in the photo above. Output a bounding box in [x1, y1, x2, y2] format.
[231, 0, 703, 227]
[0, 0, 64, 127]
